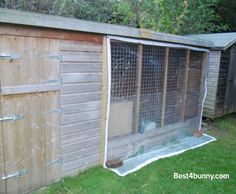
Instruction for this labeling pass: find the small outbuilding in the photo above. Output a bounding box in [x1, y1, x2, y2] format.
[188, 33, 236, 119]
[0, 9, 215, 193]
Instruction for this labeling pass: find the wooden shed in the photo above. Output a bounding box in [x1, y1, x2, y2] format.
[0, 9, 213, 193]
[188, 33, 236, 119]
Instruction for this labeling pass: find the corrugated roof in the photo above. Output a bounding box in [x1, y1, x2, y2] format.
[187, 32, 236, 50]
[0, 8, 213, 48]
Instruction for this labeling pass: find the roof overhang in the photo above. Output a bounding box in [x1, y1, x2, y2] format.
[0, 8, 213, 48]
[187, 33, 236, 51]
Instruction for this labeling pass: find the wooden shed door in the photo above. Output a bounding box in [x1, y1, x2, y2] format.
[226, 46, 236, 113]
[0, 35, 61, 193]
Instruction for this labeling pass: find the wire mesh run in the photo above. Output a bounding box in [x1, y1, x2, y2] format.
[139, 45, 165, 133]
[164, 48, 186, 125]
[184, 51, 204, 119]
[107, 40, 207, 168]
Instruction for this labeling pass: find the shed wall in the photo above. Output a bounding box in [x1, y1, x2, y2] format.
[60, 39, 103, 177]
[203, 51, 221, 118]
[0, 25, 104, 193]
[214, 49, 231, 117]
[225, 44, 236, 113]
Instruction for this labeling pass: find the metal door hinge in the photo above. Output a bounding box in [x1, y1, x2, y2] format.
[1, 169, 26, 180]
[0, 114, 24, 122]
[0, 53, 21, 61]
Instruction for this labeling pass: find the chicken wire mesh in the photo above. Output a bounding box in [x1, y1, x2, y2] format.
[139, 46, 165, 133]
[185, 51, 204, 119]
[164, 48, 186, 125]
[106, 40, 211, 176]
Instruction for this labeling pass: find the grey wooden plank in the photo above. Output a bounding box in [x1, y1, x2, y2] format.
[62, 83, 101, 94]
[62, 127, 100, 145]
[61, 62, 102, 73]
[61, 119, 100, 136]
[62, 101, 101, 115]
[62, 145, 100, 163]
[62, 160, 99, 177]
[62, 73, 102, 84]
[61, 110, 101, 125]
[207, 81, 218, 87]
[62, 136, 100, 155]
[203, 110, 214, 118]
[204, 100, 215, 106]
[61, 92, 101, 105]
[61, 52, 102, 62]
[60, 40, 102, 52]
[62, 153, 100, 175]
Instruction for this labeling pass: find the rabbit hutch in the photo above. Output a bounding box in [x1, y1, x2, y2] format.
[0, 8, 215, 193]
[189, 33, 236, 119]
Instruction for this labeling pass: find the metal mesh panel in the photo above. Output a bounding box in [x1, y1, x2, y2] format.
[110, 41, 138, 101]
[107, 40, 209, 175]
[139, 45, 165, 132]
[108, 41, 138, 139]
[185, 51, 204, 119]
[165, 48, 186, 125]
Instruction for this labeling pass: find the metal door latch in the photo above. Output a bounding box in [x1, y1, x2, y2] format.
[1, 169, 26, 180]
[0, 114, 24, 122]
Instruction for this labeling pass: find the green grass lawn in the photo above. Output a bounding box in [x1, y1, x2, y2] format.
[37, 114, 236, 194]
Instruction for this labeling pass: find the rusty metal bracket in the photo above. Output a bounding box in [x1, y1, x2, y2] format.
[1, 169, 26, 180]
[0, 114, 24, 122]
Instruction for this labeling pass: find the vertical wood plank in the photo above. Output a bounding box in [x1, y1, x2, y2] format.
[45, 91, 61, 184]
[44, 39, 61, 184]
[198, 52, 209, 117]
[161, 48, 169, 127]
[133, 44, 143, 134]
[0, 75, 6, 194]
[100, 36, 107, 164]
[2, 35, 26, 194]
[181, 49, 190, 120]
